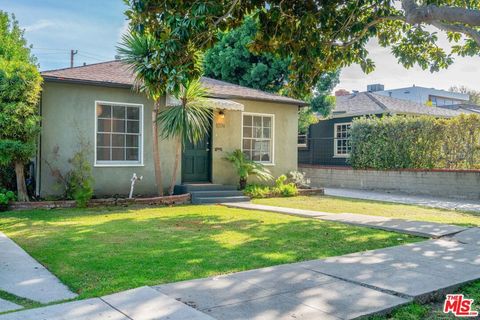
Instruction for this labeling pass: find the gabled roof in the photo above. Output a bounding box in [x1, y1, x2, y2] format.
[332, 92, 469, 118]
[41, 60, 307, 106]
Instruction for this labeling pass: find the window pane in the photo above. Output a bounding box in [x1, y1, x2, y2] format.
[253, 116, 262, 127]
[97, 147, 110, 161]
[243, 115, 252, 126]
[127, 120, 139, 133]
[112, 148, 126, 161]
[261, 153, 270, 162]
[126, 135, 139, 148]
[97, 134, 110, 147]
[243, 127, 252, 138]
[253, 127, 262, 138]
[97, 105, 111, 118]
[243, 150, 251, 160]
[242, 139, 251, 150]
[263, 128, 270, 138]
[113, 106, 126, 119]
[263, 117, 271, 128]
[112, 120, 126, 133]
[112, 134, 125, 147]
[98, 119, 111, 132]
[126, 148, 139, 161]
[252, 151, 261, 161]
[127, 107, 139, 120]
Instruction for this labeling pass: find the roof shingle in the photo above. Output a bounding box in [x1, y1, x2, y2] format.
[41, 60, 306, 106]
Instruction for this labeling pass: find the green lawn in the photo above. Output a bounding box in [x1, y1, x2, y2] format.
[0, 204, 419, 299]
[253, 196, 480, 226]
[370, 280, 480, 319]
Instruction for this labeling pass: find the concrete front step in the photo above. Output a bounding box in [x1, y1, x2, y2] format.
[195, 196, 250, 204]
[175, 184, 238, 194]
[191, 190, 244, 199]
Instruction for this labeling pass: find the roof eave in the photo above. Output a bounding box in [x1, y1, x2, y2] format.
[42, 76, 307, 107]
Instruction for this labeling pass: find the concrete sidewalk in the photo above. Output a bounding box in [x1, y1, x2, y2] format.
[325, 188, 480, 212]
[0, 232, 77, 304]
[224, 202, 467, 238]
[2, 228, 479, 320]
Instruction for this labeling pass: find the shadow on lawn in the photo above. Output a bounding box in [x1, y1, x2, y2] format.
[0, 205, 416, 299]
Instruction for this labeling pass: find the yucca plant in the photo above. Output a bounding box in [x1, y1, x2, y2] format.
[224, 149, 273, 189]
[118, 31, 166, 195]
[158, 79, 213, 195]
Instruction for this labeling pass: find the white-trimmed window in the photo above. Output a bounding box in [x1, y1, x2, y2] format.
[95, 101, 143, 166]
[334, 122, 351, 157]
[242, 113, 274, 164]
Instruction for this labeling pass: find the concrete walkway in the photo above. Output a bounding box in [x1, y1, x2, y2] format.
[0, 232, 77, 304]
[0, 299, 21, 314]
[224, 202, 467, 238]
[1, 229, 479, 319]
[325, 187, 480, 212]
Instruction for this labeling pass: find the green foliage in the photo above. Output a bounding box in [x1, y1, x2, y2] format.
[157, 78, 212, 145]
[310, 71, 340, 117]
[0, 164, 15, 190]
[349, 114, 480, 170]
[243, 184, 271, 198]
[298, 107, 319, 134]
[0, 188, 15, 206]
[245, 175, 299, 198]
[223, 149, 273, 189]
[204, 17, 290, 93]
[124, 1, 479, 98]
[65, 149, 94, 208]
[0, 12, 42, 165]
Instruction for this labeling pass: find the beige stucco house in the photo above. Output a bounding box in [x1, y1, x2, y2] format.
[37, 60, 305, 197]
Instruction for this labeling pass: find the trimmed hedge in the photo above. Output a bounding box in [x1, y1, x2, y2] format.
[349, 114, 480, 170]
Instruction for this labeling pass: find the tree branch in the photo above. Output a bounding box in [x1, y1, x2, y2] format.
[402, 0, 480, 45]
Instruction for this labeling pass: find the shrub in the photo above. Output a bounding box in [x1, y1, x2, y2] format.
[224, 149, 273, 189]
[0, 188, 16, 210]
[272, 175, 298, 197]
[65, 149, 94, 208]
[244, 184, 271, 198]
[287, 170, 311, 188]
[349, 114, 480, 170]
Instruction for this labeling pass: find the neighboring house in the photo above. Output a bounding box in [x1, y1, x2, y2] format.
[37, 60, 306, 197]
[299, 90, 478, 166]
[371, 84, 469, 106]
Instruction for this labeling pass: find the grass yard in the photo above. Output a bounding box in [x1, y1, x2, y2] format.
[254, 196, 480, 226]
[0, 204, 420, 299]
[370, 280, 480, 319]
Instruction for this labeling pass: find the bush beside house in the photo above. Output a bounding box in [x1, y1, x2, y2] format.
[349, 114, 480, 170]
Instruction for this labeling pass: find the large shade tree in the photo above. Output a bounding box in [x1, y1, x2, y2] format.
[125, 0, 480, 97]
[0, 12, 42, 201]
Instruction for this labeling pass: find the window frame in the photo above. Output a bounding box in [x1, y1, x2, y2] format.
[333, 122, 352, 158]
[94, 100, 144, 167]
[241, 112, 275, 166]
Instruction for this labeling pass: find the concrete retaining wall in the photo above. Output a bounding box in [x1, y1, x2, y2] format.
[300, 165, 480, 200]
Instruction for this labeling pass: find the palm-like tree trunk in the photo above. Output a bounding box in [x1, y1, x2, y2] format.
[14, 161, 29, 202]
[152, 100, 164, 196]
[168, 137, 181, 195]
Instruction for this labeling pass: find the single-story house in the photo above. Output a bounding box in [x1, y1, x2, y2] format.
[298, 91, 479, 166]
[37, 60, 306, 197]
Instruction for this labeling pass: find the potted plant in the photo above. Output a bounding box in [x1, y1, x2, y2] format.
[0, 189, 16, 212]
[224, 149, 273, 189]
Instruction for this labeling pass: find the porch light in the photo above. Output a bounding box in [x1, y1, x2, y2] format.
[216, 110, 225, 126]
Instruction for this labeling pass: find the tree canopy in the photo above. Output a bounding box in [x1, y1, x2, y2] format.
[125, 0, 480, 97]
[0, 12, 42, 200]
[204, 17, 290, 94]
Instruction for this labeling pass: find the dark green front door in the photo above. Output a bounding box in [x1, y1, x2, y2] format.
[182, 129, 211, 182]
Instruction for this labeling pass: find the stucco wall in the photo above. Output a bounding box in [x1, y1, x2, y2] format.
[40, 82, 299, 196]
[301, 165, 480, 200]
[39, 82, 179, 197]
[211, 99, 299, 185]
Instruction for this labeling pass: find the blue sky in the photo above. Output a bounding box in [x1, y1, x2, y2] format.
[2, 1, 479, 92]
[0, 0, 127, 70]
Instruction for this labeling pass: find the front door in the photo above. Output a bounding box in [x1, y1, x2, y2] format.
[182, 127, 212, 183]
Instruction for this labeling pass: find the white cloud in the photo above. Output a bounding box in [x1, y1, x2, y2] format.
[24, 19, 55, 32]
